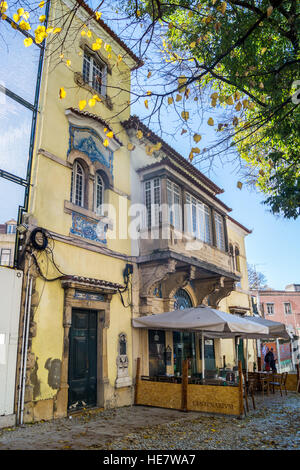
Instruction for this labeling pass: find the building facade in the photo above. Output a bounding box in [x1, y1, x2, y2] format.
[13, 0, 255, 424]
[0, 219, 17, 267]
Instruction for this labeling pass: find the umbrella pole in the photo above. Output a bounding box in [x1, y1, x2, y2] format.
[201, 331, 205, 380]
[246, 339, 248, 381]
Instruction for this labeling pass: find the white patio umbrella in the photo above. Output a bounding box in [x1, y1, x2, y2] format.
[132, 306, 269, 379]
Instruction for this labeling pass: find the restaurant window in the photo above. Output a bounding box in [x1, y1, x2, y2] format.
[144, 178, 161, 228]
[174, 288, 193, 310]
[284, 302, 292, 315]
[214, 212, 225, 251]
[83, 51, 107, 96]
[148, 330, 166, 376]
[167, 180, 182, 230]
[186, 193, 212, 245]
[199, 338, 216, 370]
[0, 248, 11, 266]
[173, 331, 197, 377]
[266, 303, 274, 315]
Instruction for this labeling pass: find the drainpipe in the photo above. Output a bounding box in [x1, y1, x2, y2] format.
[16, 267, 30, 425]
[19, 276, 33, 425]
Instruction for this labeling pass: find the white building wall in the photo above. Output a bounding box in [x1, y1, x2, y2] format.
[0, 267, 23, 427]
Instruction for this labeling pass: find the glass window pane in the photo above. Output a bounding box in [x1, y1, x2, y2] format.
[0, 94, 32, 179]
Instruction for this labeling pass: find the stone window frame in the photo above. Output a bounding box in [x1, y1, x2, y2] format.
[74, 40, 113, 110]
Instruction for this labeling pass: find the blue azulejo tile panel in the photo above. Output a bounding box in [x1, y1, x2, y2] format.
[68, 125, 114, 179]
[70, 212, 107, 244]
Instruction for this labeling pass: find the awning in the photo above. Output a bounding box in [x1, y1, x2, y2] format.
[132, 305, 269, 336]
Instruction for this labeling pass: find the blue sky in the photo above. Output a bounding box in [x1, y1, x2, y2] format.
[0, 1, 299, 289]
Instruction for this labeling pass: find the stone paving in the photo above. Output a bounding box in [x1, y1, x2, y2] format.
[0, 392, 299, 450]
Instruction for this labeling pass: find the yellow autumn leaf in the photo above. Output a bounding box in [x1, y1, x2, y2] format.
[103, 139, 109, 147]
[127, 143, 135, 151]
[188, 151, 194, 161]
[146, 91, 152, 96]
[0, 1, 8, 14]
[220, 1, 227, 14]
[147, 71, 152, 78]
[181, 111, 189, 121]
[211, 99, 217, 108]
[190, 42, 196, 48]
[53, 27, 61, 34]
[237, 181, 243, 190]
[95, 11, 102, 20]
[39, 15, 46, 22]
[208, 117, 214, 126]
[168, 97, 173, 105]
[88, 98, 96, 107]
[144, 99, 149, 109]
[79, 100, 87, 110]
[87, 30, 92, 38]
[193, 134, 201, 143]
[225, 96, 234, 105]
[23, 11, 30, 20]
[191, 147, 200, 154]
[188, 11, 193, 18]
[106, 131, 114, 138]
[136, 130, 143, 139]
[17, 8, 24, 16]
[39, 1, 45, 7]
[235, 102, 242, 112]
[117, 54, 122, 62]
[210, 92, 218, 100]
[267, 6, 273, 17]
[176, 94, 182, 102]
[66, 60, 71, 67]
[19, 20, 31, 31]
[81, 30, 86, 36]
[261, 47, 267, 54]
[13, 14, 20, 22]
[59, 87, 66, 99]
[24, 37, 33, 47]
[93, 95, 101, 102]
[92, 42, 101, 51]
[178, 75, 187, 85]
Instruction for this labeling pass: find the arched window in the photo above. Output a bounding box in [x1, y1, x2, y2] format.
[229, 243, 234, 271]
[174, 288, 193, 310]
[71, 161, 85, 207]
[94, 172, 104, 215]
[235, 246, 241, 272]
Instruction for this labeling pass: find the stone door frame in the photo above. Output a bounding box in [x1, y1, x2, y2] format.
[56, 281, 112, 417]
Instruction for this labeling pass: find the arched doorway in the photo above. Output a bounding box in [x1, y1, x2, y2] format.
[173, 289, 197, 377]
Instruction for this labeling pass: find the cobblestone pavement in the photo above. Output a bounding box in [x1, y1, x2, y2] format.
[0, 392, 299, 450]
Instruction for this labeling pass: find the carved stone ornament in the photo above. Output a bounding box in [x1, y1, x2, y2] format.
[115, 333, 132, 388]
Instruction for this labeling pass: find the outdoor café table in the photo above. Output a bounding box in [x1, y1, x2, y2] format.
[253, 372, 273, 397]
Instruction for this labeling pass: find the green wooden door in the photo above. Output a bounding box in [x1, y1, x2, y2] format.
[68, 309, 97, 410]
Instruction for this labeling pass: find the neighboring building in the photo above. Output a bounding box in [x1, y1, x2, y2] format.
[0, 219, 17, 267]
[251, 285, 300, 371]
[12, 0, 255, 424]
[123, 116, 255, 379]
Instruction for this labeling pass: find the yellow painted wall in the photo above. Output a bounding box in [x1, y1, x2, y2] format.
[27, 0, 137, 405]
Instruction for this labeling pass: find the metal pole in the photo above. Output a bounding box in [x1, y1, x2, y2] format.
[20, 277, 33, 425]
[246, 338, 249, 380]
[201, 331, 205, 379]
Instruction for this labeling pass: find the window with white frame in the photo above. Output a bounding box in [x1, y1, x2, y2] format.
[83, 51, 107, 96]
[71, 161, 85, 207]
[6, 224, 16, 234]
[0, 248, 11, 266]
[266, 303, 274, 315]
[167, 180, 182, 230]
[284, 302, 292, 315]
[94, 173, 104, 215]
[214, 212, 225, 251]
[144, 178, 161, 228]
[186, 193, 212, 244]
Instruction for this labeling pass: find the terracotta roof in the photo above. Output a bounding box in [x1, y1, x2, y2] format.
[75, 0, 143, 68]
[67, 107, 123, 146]
[122, 115, 224, 196]
[61, 275, 124, 290]
[227, 215, 252, 234]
